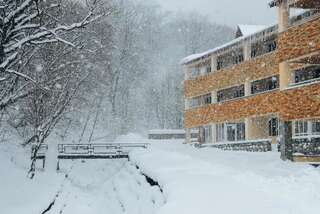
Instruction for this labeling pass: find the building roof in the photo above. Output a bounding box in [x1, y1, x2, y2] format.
[269, 0, 320, 8]
[180, 24, 272, 65]
[236, 25, 268, 38]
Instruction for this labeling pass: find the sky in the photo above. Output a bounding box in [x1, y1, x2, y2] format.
[155, 0, 278, 27]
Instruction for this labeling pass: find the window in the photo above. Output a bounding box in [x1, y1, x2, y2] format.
[295, 66, 320, 84]
[251, 76, 279, 95]
[251, 47, 257, 58]
[251, 38, 277, 59]
[294, 120, 320, 137]
[205, 65, 212, 74]
[216, 124, 225, 142]
[312, 120, 320, 135]
[190, 97, 201, 108]
[204, 126, 212, 144]
[294, 121, 308, 137]
[269, 118, 279, 137]
[234, 53, 244, 64]
[236, 123, 246, 141]
[217, 60, 223, 70]
[226, 123, 245, 142]
[217, 85, 245, 102]
[267, 40, 277, 52]
[190, 67, 200, 78]
[217, 122, 245, 142]
[203, 94, 212, 105]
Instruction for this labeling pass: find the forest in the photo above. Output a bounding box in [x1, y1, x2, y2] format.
[0, 0, 233, 147]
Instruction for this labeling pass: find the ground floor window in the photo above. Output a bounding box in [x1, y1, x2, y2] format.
[269, 117, 279, 137]
[216, 123, 225, 142]
[294, 120, 308, 137]
[312, 121, 320, 135]
[204, 125, 212, 144]
[293, 120, 320, 137]
[216, 122, 245, 142]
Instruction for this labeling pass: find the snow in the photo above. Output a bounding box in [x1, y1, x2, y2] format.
[0, 136, 163, 214]
[130, 140, 320, 214]
[114, 133, 147, 143]
[1, 135, 320, 214]
[237, 24, 267, 37]
[149, 129, 186, 134]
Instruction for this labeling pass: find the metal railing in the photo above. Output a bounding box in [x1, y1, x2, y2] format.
[57, 143, 149, 159]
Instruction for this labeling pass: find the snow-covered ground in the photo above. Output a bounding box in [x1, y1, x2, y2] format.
[0, 135, 164, 214]
[131, 140, 320, 214]
[1, 134, 320, 214]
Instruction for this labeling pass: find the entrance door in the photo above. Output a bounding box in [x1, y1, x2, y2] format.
[227, 124, 237, 142]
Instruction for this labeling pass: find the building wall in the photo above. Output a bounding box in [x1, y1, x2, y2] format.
[185, 83, 320, 128]
[278, 16, 320, 62]
[248, 117, 270, 140]
[185, 52, 279, 98]
[184, 16, 320, 132]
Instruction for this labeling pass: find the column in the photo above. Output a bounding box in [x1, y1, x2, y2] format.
[278, 0, 291, 90]
[212, 124, 217, 143]
[245, 118, 253, 140]
[211, 55, 217, 72]
[244, 78, 251, 96]
[278, 0, 290, 33]
[211, 91, 217, 103]
[243, 41, 251, 61]
[279, 120, 293, 161]
[185, 128, 191, 144]
[279, 62, 291, 90]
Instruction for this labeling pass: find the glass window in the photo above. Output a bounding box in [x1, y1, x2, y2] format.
[294, 121, 308, 136]
[251, 76, 279, 94]
[312, 120, 320, 135]
[236, 123, 246, 141]
[269, 118, 279, 137]
[203, 94, 212, 105]
[216, 124, 225, 142]
[190, 97, 200, 108]
[206, 65, 212, 74]
[217, 85, 245, 102]
[204, 126, 212, 144]
[295, 66, 320, 84]
[267, 40, 277, 52]
[190, 67, 200, 78]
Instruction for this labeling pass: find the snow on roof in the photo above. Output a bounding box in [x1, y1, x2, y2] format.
[180, 24, 269, 65]
[237, 24, 267, 37]
[180, 36, 245, 65]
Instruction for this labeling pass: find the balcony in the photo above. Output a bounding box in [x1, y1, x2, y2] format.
[185, 82, 320, 128]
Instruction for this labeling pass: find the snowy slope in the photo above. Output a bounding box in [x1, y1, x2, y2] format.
[130, 141, 320, 214]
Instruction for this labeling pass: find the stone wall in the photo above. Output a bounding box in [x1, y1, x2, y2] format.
[292, 137, 320, 155]
[185, 83, 320, 128]
[278, 16, 320, 62]
[200, 140, 272, 152]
